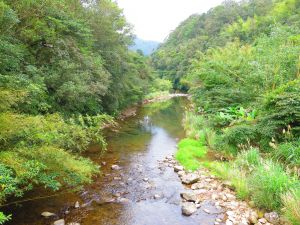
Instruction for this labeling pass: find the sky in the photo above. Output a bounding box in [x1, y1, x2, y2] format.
[117, 0, 224, 42]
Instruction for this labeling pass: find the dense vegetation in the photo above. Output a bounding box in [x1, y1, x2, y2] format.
[153, 0, 300, 223]
[0, 0, 163, 222]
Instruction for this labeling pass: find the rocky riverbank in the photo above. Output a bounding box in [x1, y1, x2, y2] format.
[160, 155, 284, 225]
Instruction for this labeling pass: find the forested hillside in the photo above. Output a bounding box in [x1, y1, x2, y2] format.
[152, 0, 300, 223]
[0, 0, 159, 222]
[152, 0, 299, 90]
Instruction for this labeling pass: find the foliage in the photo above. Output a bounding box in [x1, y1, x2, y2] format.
[161, 0, 300, 222]
[248, 160, 299, 210]
[0, 0, 156, 219]
[235, 148, 262, 171]
[273, 140, 300, 167]
[206, 161, 250, 200]
[282, 188, 300, 225]
[152, 0, 300, 90]
[0, 212, 10, 224]
[175, 138, 207, 171]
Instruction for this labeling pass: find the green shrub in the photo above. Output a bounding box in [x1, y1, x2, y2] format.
[273, 140, 300, 167]
[222, 124, 257, 148]
[257, 79, 300, 149]
[282, 188, 300, 225]
[176, 138, 207, 171]
[248, 160, 299, 210]
[0, 112, 108, 204]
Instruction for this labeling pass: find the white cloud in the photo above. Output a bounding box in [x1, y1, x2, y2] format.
[117, 0, 224, 42]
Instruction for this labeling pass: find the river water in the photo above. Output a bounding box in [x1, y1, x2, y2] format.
[5, 97, 217, 225]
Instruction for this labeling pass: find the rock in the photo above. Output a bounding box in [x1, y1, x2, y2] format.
[222, 181, 235, 190]
[191, 183, 204, 190]
[225, 219, 233, 225]
[102, 162, 106, 166]
[215, 218, 222, 223]
[143, 178, 149, 182]
[113, 177, 122, 180]
[181, 202, 197, 216]
[181, 192, 198, 202]
[225, 193, 236, 201]
[111, 165, 121, 170]
[41, 212, 56, 218]
[166, 156, 173, 160]
[203, 209, 210, 214]
[258, 218, 267, 224]
[74, 201, 80, 208]
[249, 200, 255, 208]
[264, 212, 280, 224]
[118, 198, 130, 203]
[226, 211, 235, 217]
[53, 219, 65, 225]
[249, 211, 258, 224]
[68, 223, 80, 225]
[113, 192, 121, 197]
[177, 171, 185, 177]
[174, 165, 184, 172]
[181, 173, 200, 184]
[211, 193, 218, 200]
[154, 194, 161, 199]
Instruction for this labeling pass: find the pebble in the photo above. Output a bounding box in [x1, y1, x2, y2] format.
[74, 201, 80, 209]
[41, 212, 56, 218]
[174, 165, 184, 172]
[111, 165, 121, 170]
[53, 219, 65, 225]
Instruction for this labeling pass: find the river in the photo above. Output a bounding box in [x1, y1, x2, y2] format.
[4, 97, 217, 225]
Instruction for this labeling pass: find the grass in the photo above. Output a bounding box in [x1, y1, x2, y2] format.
[175, 138, 207, 171]
[282, 188, 300, 225]
[248, 160, 299, 210]
[273, 140, 300, 167]
[205, 161, 250, 200]
[235, 147, 262, 171]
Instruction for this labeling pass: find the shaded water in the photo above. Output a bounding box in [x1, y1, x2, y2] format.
[4, 98, 218, 225]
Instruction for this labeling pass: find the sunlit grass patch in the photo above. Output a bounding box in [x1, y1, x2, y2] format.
[175, 138, 207, 171]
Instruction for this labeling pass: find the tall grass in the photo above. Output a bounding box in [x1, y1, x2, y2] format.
[273, 140, 300, 167]
[235, 147, 262, 171]
[248, 160, 299, 210]
[282, 188, 300, 225]
[206, 161, 250, 200]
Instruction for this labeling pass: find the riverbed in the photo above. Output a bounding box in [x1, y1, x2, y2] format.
[4, 97, 218, 225]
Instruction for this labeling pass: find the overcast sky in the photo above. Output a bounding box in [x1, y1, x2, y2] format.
[117, 0, 224, 42]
